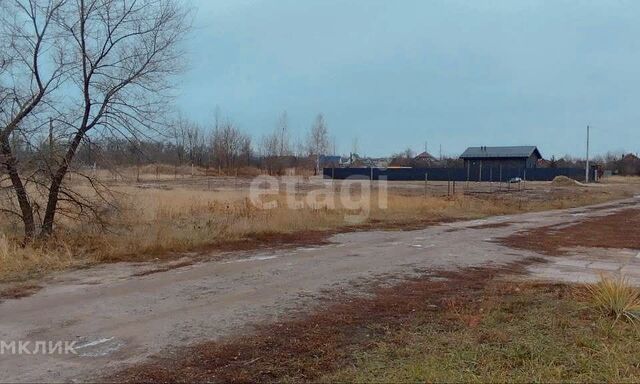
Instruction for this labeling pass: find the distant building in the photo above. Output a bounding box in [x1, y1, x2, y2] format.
[348, 153, 389, 168]
[619, 153, 640, 175]
[413, 151, 438, 164]
[414, 151, 437, 161]
[460, 146, 543, 171]
[537, 158, 552, 168]
[318, 155, 343, 168]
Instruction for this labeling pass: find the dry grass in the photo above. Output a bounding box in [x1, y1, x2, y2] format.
[602, 175, 640, 185]
[0, 234, 81, 282]
[582, 274, 640, 323]
[0, 176, 636, 282]
[322, 281, 640, 383]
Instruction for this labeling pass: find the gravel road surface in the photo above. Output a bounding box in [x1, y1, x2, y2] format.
[1, 197, 638, 382]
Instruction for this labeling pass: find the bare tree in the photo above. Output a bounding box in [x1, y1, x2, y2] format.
[0, 0, 69, 239]
[351, 136, 359, 156]
[307, 113, 329, 156]
[277, 110, 290, 156]
[171, 115, 188, 168]
[307, 113, 329, 174]
[260, 132, 279, 158]
[403, 147, 414, 159]
[260, 131, 283, 175]
[1, 0, 190, 240]
[240, 134, 252, 166]
[211, 119, 250, 170]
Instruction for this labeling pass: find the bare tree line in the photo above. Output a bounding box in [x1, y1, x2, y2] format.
[75, 111, 332, 173]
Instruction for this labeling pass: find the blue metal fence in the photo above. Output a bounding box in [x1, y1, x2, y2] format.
[324, 167, 593, 182]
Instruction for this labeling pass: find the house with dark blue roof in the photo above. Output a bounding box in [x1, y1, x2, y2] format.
[460, 146, 542, 171]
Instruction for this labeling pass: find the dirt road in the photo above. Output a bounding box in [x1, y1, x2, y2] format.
[1, 197, 639, 382]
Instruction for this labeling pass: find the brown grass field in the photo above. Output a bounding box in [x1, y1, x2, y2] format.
[1, 167, 639, 283]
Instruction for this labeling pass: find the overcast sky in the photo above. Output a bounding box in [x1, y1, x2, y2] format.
[176, 0, 640, 158]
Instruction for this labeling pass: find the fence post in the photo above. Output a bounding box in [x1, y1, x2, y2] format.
[489, 167, 493, 192]
[424, 173, 428, 197]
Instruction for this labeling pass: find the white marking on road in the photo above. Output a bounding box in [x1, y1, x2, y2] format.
[75, 337, 114, 350]
[75, 337, 125, 357]
[410, 244, 435, 249]
[224, 255, 279, 264]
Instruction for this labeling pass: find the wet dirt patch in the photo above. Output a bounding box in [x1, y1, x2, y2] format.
[111, 258, 542, 383]
[132, 260, 195, 277]
[585, 200, 639, 212]
[468, 222, 518, 230]
[500, 208, 640, 256]
[0, 283, 42, 302]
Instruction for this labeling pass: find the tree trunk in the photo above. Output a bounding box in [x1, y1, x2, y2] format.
[39, 170, 64, 238]
[39, 132, 85, 238]
[0, 141, 36, 240]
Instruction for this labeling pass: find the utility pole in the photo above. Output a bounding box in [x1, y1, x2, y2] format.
[585, 125, 590, 183]
[279, 111, 287, 156]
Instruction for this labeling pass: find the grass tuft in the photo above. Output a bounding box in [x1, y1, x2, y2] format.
[583, 274, 640, 323]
